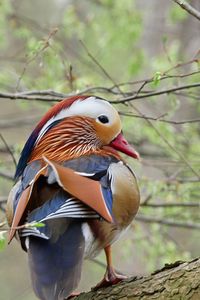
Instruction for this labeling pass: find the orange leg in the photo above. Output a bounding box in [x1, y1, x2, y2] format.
[93, 245, 127, 290]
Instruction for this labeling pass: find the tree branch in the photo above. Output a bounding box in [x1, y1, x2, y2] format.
[0, 171, 14, 181]
[172, 0, 200, 22]
[141, 202, 200, 208]
[0, 198, 6, 213]
[135, 215, 200, 230]
[0, 82, 199, 102]
[75, 258, 200, 300]
[120, 112, 200, 125]
[0, 134, 17, 167]
[112, 83, 200, 103]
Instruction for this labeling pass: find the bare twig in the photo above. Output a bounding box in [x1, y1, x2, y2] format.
[0, 220, 7, 228]
[0, 204, 6, 213]
[0, 171, 14, 181]
[111, 69, 200, 88]
[172, 91, 200, 101]
[141, 202, 200, 208]
[141, 194, 152, 205]
[0, 81, 199, 102]
[16, 27, 58, 91]
[0, 197, 7, 202]
[120, 112, 200, 125]
[0, 115, 41, 129]
[172, 0, 200, 22]
[136, 215, 200, 229]
[130, 105, 200, 180]
[111, 83, 200, 103]
[0, 197, 7, 212]
[0, 134, 17, 167]
[162, 177, 200, 183]
[80, 40, 121, 91]
[0, 91, 61, 101]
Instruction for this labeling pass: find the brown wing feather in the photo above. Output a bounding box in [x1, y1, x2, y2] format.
[8, 166, 47, 243]
[44, 157, 113, 223]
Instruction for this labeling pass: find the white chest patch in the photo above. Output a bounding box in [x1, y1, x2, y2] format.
[81, 222, 96, 258]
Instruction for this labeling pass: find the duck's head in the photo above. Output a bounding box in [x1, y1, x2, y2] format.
[15, 96, 139, 179]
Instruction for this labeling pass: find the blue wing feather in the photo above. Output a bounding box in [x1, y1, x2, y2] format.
[20, 190, 99, 240]
[15, 130, 39, 180]
[18, 155, 117, 240]
[15, 154, 120, 300]
[101, 186, 113, 216]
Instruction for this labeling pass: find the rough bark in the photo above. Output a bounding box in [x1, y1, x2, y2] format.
[76, 258, 200, 300]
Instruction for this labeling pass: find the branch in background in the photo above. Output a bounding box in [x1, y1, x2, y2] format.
[120, 112, 200, 125]
[136, 215, 200, 229]
[172, 0, 200, 22]
[141, 158, 199, 167]
[0, 109, 199, 131]
[0, 91, 61, 102]
[141, 202, 200, 208]
[135, 110, 200, 180]
[173, 91, 200, 101]
[16, 27, 58, 91]
[0, 171, 14, 181]
[158, 177, 199, 184]
[0, 82, 199, 102]
[0, 134, 17, 167]
[0, 194, 199, 211]
[0, 146, 15, 154]
[112, 83, 200, 103]
[0, 197, 7, 203]
[80, 40, 121, 92]
[0, 197, 6, 213]
[111, 69, 200, 89]
[0, 115, 41, 129]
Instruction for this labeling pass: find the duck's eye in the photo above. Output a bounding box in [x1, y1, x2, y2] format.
[98, 115, 109, 124]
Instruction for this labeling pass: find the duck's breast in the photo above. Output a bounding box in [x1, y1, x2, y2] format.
[109, 162, 140, 228]
[83, 161, 140, 258]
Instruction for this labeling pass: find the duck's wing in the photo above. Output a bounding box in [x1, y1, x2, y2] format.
[7, 154, 118, 243]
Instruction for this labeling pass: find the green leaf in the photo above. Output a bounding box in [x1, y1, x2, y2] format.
[27, 221, 45, 228]
[153, 71, 162, 87]
[0, 231, 7, 251]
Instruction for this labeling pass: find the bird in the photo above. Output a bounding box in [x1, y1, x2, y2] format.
[6, 95, 140, 300]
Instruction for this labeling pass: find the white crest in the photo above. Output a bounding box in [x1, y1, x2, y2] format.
[36, 97, 120, 144]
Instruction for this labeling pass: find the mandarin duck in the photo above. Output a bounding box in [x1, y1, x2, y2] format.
[6, 96, 140, 300]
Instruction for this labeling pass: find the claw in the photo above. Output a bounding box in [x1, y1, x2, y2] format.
[92, 267, 127, 290]
[92, 245, 128, 291]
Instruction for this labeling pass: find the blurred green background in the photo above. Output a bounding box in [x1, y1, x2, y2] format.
[0, 0, 199, 299]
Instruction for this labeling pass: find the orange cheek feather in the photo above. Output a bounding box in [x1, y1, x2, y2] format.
[94, 121, 121, 146]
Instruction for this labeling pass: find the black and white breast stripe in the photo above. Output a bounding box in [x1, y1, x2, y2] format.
[41, 198, 99, 221]
[20, 197, 99, 239]
[19, 227, 49, 239]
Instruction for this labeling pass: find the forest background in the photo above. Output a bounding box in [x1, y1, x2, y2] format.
[0, 1, 199, 299]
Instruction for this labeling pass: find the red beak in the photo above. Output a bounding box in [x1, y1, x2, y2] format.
[110, 132, 139, 159]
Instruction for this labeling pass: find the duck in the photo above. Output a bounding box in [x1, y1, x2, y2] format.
[6, 95, 140, 300]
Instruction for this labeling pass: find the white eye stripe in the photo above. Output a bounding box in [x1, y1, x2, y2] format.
[36, 97, 120, 144]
